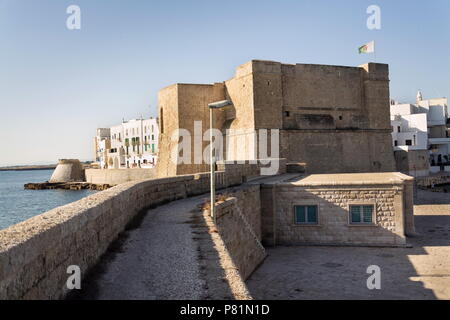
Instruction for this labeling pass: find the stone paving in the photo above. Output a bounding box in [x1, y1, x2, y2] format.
[72, 195, 208, 300]
[246, 189, 450, 300]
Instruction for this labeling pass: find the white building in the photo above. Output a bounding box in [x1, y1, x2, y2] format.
[94, 117, 159, 169]
[93, 128, 111, 169]
[390, 93, 450, 175]
[390, 106, 428, 151]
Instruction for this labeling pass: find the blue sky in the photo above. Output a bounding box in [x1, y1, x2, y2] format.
[0, 0, 449, 166]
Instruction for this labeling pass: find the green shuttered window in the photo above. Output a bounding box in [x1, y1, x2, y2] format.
[294, 205, 318, 224]
[349, 205, 374, 224]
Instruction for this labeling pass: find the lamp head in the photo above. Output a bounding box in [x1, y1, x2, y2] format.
[208, 100, 232, 109]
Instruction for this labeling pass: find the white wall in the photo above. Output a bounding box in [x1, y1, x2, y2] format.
[391, 113, 428, 150]
[390, 104, 415, 116]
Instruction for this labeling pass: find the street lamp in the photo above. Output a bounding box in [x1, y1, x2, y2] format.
[208, 100, 232, 224]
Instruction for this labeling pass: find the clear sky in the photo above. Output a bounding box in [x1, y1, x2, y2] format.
[0, 0, 449, 166]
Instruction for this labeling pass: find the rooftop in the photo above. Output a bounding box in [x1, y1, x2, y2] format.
[255, 172, 413, 187]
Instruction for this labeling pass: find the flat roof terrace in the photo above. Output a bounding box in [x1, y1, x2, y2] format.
[250, 172, 414, 187]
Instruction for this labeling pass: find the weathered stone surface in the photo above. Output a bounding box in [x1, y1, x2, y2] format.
[213, 185, 266, 280]
[260, 172, 414, 246]
[0, 164, 271, 300]
[156, 60, 396, 176]
[49, 159, 85, 183]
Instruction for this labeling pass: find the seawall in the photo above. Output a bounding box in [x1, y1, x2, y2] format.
[0, 159, 280, 299]
[0, 172, 228, 299]
[85, 168, 156, 185]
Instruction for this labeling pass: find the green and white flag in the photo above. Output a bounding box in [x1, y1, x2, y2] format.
[358, 41, 375, 54]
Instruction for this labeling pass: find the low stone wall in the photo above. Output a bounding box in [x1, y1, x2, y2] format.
[217, 159, 287, 180]
[85, 168, 156, 185]
[0, 170, 240, 300]
[416, 173, 450, 188]
[393, 150, 430, 178]
[214, 185, 266, 280]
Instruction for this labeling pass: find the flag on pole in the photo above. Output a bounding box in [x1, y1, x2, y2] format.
[358, 41, 375, 54]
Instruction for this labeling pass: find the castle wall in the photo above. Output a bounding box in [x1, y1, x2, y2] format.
[280, 130, 395, 173]
[156, 60, 396, 177]
[157, 83, 226, 177]
[251, 60, 395, 173]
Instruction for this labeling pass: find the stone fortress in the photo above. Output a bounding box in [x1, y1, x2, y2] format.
[0, 59, 421, 300]
[155, 59, 414, 247]
[157, 60, 396, 177]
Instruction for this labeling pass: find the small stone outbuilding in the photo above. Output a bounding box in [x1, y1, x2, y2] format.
[260, 172, 414, 247]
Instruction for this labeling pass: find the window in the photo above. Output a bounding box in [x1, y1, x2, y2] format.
[294, 205, 318, 224]
[405, 139, 412, 146]
[397, 126, 401, 133]
[394, 140, 398, 146]
[349, 205, 374, 224]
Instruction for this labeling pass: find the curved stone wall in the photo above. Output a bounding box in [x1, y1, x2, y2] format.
[49, 159, 85, 183]
[0, 171, 235, 299]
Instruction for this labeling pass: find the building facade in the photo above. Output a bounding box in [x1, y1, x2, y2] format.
[94, 118, 159, 169]
[390, 94, 450, 175]
[260, 172, 414, 247]
[93, 128, 111, 169]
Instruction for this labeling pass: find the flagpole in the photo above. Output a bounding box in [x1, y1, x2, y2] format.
[373, 40, 376, 63]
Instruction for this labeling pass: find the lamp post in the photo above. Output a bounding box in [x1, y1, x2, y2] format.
[208, 100, 232, 224]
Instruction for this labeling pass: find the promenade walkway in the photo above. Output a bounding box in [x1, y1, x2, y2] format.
[246, 189, 450, 299]
[72, 195, 208, 299]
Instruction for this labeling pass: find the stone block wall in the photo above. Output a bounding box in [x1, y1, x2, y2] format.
[394, 149, 430, 177]
[265, 185, 408, 246]
[156, 60, 396, 177]
[214, 185, 266, 280]
[416, 173, 450, 188]
[0, 169, 242, 300]
[50, 159, 85, 183]
[85, 168, 156, 185]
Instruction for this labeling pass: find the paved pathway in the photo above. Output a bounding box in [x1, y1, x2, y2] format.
[246, 190, 450, 300]
[76, 195, 208, 300]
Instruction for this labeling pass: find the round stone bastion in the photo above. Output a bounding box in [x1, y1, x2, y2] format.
[49, 159, 85, 183]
